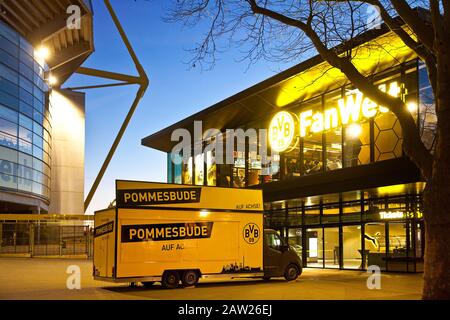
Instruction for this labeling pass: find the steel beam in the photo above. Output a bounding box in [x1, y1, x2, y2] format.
[83, 0, 149, 212]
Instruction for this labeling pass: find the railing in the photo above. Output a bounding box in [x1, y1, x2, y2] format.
[0, 215, 94, 258]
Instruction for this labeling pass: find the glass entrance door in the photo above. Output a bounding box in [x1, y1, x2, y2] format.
[324, 227, 340, 268]
[306, 227, 340, 268]
[343, 225, 362, 269]
[306, 228, 323, 267]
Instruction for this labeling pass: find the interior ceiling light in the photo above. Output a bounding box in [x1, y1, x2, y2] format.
[347, 123, 362, 139]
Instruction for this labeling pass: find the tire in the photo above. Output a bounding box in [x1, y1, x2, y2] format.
[181, 270, 199, 287]
[142, 281, 154, 288]
[263, 276, 271, 281]
[284, 264, 300, 281]
[161, 271, 180, 289]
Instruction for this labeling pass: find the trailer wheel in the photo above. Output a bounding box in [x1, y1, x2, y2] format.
[162, 271, 180, 289]
[284, 264, 300, 281]
[181, 270, 199, 287]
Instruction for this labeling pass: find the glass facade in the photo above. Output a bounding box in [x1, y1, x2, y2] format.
[164, 59, 430, 273]
[0, 20, 51, 200]
[167, 60, 422, 188]
[268, 190, 424, 272]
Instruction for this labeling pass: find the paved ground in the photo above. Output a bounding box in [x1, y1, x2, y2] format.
[0, 258, 423, 300]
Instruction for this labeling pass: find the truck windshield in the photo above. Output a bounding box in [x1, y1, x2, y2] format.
[266, 232, 283, 251]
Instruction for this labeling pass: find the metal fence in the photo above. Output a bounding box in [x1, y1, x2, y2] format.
[0, 222, 93, 258]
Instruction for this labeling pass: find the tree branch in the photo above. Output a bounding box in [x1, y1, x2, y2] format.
[389, 0, 435, 53]
[247, 0, 432, 179]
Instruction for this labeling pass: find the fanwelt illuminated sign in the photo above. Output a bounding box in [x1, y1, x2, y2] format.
[268, 81, 404, 152]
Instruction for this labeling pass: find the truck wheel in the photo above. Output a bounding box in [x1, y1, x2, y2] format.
[284, 264, 300, 281]
[162, 271, 180, 289]
[263, 276, 271, 281]
[142, 281, 154, 288]
[181, 270, 199, 287]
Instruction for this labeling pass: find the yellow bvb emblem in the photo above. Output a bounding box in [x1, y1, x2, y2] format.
[243, 223, 260, 244]
[268, 111, 298, 153]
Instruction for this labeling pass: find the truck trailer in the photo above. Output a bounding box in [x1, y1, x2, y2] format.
[93, 180, 302, 288]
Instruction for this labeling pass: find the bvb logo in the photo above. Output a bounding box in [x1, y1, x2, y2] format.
[243, 223, 260, 244]
[268, 111, 298, 153]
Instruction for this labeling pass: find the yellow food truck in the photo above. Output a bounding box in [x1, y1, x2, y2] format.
[93, 180, 302, 288]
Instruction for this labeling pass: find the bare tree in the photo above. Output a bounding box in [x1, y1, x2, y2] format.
[165, 0, 450, 299]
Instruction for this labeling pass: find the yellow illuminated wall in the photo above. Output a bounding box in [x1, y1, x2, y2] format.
[275, 29, 417, 108]
[48, 89, 85, 215]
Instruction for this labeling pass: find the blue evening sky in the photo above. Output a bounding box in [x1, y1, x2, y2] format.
[66, 0, 297, 214]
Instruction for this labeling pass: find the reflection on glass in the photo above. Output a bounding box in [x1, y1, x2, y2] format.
[288, 228, 302, 258]
[343, 225, 362, 269]
[0, 20, 50, 199]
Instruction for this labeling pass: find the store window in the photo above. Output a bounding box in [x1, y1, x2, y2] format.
[282, 146, 301, 179]
[322, 202, 340, 224]
[387, 222, 408, 272]
[303, 133, 323, 175]
[248, 134, 261, 186]
[365, 223, 387, 271]
[304, 204, 320, 225]
[206, 150, 216, 186]
[343, 225, 362, 269]
[324, 91, 343, 172]
[167, 153, 173, 183]
[173, 154, 182, 184]
[194, 153, 204, 186]
[342, 201, 362, 222]
[374, 111, 403, 161]
[232, 150, 245, 188]
[182, 156, 193, 185]
[300, 97, 323, 175]
[287, 200, 302, 226]
[343, 121, 371, 167]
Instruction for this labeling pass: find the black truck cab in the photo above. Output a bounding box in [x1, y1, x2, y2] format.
[263, 229, 303, 281]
